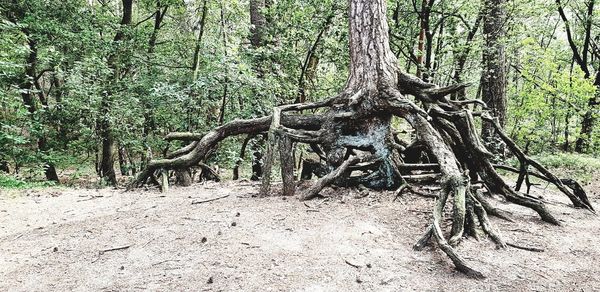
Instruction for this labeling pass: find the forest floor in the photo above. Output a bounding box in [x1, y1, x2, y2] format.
[1, 175, 599, 291]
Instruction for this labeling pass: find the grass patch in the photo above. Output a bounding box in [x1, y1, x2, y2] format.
[506, 153, 600, 184]
[0, 174, 56, 189]
[531, 153, 600, 171]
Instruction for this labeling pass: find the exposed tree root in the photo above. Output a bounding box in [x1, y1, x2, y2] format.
[130, 8, 593, 277]
[483, 114, 595, 212]
[300, 156, 361, 201]
[431, 177, 485, 279]
[130, 83, 593, 277]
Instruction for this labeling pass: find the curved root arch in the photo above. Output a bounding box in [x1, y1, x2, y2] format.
[131, 0, 594, 275]
[131, 73, 594, 278]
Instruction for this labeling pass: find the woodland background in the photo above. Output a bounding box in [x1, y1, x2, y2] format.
[1, 0, 598, 186]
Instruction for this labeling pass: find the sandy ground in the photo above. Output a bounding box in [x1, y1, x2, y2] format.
[1, 178, 599, 291]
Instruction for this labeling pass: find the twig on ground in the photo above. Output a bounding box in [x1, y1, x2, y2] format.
[507, 242, 545, 252]
[344, 259, 362, 269]
[191, 194, 230, 205]
[92, 245, 132, 263]
[99, 245, 131, 254]
[77, 195, 104, 202]
[152, 259, 181, 266]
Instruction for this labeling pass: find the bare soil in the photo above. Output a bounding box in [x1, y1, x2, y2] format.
[1, 178, 599, 291]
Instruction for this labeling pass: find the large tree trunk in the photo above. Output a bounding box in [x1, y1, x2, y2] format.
[480, 0, 507, 148]
[317, 0, 402, 189]
[133, 0, 593, 278]
[249, 0, 266, 48]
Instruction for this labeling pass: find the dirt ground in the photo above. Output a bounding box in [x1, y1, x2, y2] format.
[1, 177, 599, 291]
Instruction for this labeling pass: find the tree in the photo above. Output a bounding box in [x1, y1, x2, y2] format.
[232, 0, 268, 181]
[133, 0, 594, 277]
[2, 0, 61, 182]
[416, 0, 434, 81]
[98, 0, 134, 186]
[480, 0, 508, 149]
[556, 0, 599, 153]
[452, 12, 483, 100]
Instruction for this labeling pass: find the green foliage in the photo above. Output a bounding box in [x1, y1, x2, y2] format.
[0, 173, 56, 189]
[0, 0, 598, 185]
[506, 37, 598, 153]
[502, 152, 600, 184]
[519, 153, 600, 183]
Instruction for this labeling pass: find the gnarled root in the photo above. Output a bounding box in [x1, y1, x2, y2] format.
[300, 156, 361, 201]
[130, 75, 592, 280]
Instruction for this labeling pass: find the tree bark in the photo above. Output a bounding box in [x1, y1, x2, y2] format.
[0, 161, 9, 173]
[147, 1, 167, 55]
[232, 135, 252, 180]
[249, 0, 266, 48]
[480, 0, 507, 147]
[218, 2, 229, 125]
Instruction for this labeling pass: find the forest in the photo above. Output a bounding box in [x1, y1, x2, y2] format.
[1, 0, 600, 289]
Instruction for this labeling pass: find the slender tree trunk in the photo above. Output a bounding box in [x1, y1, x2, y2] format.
[0, 161, 9, 173]
[575, 0, 597, 152]
[140, 0, 168, 171]
[575, 71, 599, 152]
[415, 0, 435, 81]
[247, 0, 269, 179]
[249, 0, 266, 48]
[20, 37, 60, 183]
[218, 2, 228, 125]
[452, 14, 482, 100]
[98, 0, 133, 185]
[556, 0, 597, 153]
[232, 135, 253, 180]
[191, 0, 208, 81]
[296, 12, 334, 103]
[118, 144, 129, 175]
[480, 0, 507, 148]
[147, 1, 166, 55]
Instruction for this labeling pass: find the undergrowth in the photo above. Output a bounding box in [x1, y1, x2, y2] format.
[507, 152, 600, 184]
[0, 174, 56, 189]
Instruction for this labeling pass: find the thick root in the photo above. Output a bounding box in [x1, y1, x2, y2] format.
[300, 156, 360, 201]
[128, 75, 591, 280]
[431, 176, 485, 279]
[471, 192, 507, 248]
